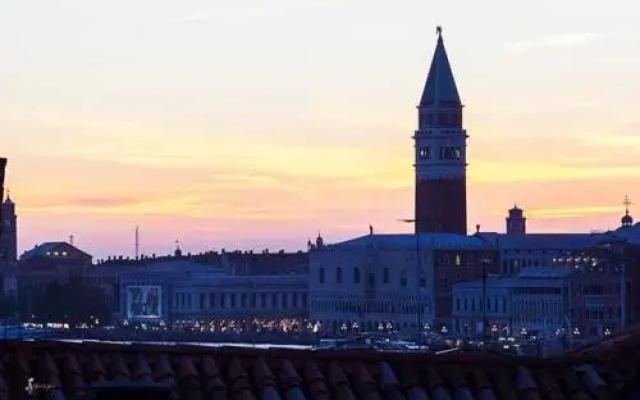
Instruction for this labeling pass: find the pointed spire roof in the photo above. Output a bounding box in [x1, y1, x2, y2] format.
[419, 27, 461, 108]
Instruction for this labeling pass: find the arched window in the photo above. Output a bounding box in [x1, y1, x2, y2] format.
[400, 271, 408, 287]
[336, 267, 342, 284]
[354, 267, 361, 284]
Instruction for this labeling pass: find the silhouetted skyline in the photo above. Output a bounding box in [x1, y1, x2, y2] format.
[1, 1, 639, 257]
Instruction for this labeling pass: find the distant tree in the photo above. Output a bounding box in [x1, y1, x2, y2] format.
[34, 278, 110, 325]
[0, 293, 16, 319]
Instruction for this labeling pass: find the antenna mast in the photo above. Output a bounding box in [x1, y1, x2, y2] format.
[135, 226, 140, 259]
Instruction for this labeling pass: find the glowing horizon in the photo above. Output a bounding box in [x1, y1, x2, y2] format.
[2, 0, 640, 259]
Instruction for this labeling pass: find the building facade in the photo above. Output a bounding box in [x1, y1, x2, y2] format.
[117, 259, 308, 325]
[309, 233, 497, 335]
[451, 268, 570, 338]
[553, 237, 640, 339]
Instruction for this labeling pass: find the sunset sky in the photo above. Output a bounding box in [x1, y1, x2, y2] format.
[2, 0, 640, 259]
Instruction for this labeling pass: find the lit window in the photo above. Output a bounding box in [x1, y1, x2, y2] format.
[419, 148, 430, 159]
[455, 254, 461, 266]
[54, 252, 59, 256]
[62, 251, 68, 256]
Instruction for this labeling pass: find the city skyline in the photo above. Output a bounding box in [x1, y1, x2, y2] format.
[2, 1, 640, 258]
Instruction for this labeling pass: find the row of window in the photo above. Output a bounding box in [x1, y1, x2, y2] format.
[417, 146, 462, 160]
[513, 287, 562, 295]
[312, 299, 429, 315]
[455, 296, 508, 315]
[574, 282, 620, 295]
[318, 267, 412, 287]
[502, 258, 544, 274]
[570, 306, 621, 321]
[173, 291, 308, 311]
[512, 299, 563, 316]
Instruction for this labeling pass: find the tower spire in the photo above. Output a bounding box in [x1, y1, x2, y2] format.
[419, 26, 461, 108]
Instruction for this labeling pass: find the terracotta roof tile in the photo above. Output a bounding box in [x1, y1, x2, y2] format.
[134, 353, 154, 383]
[254, 357, 281, 400]
[155, 353, 175, 383]
[329, 362, 356, 400]
[202, 355, 227, 397]
[352, 362, 382, 400]
[379, 362, 406, 400]
[64, 352, 86, 395]
[0, 340, 637, 399]
[400, 365, 430, 400]
[177, 356, 202, 400]
[489, 367, 519, 400]
[304, 360, 331, 400]
[280, 359, 306, 400]
[228, 357, 256, 400]
[110, 352, 130, 381]
[595, 364, 625, 393]
[561, 368, 591, 400]
[39, 351, 62, 387]
[535, 369, 565, 400]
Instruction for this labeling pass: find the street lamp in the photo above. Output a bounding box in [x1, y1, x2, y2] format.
[481, 254, 491, 340]
[398, 219, 423, 342]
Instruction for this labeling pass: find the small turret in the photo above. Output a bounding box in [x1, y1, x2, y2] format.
[174, 239, 183, 257]
[621, 195, 634, 228]
[506, 204, 526, 235]
[315, 232, 324, 249]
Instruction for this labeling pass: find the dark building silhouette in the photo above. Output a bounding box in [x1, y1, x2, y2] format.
[19, 241, 92, 269]
[506, 205, 526, 235]
[1, 193, 17, 264]
[0, 157, 6, 265]
[414, 28, 467, 234]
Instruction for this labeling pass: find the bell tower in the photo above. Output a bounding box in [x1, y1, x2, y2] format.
[414, 27, 467, 234]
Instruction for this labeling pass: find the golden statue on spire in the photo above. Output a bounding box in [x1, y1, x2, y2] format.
[436, 26, 442, 36]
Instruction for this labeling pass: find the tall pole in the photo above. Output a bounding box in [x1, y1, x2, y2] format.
[416, 231, 421, 343]
[621, 259, 627, 330]
[482, 258, 487, 339]
[398, 218, 422, 343]
[135, 226, 140, 260]
[0, 158, 6, 264]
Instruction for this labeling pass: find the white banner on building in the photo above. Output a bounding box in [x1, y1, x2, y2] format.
[126, 285, 162, 319]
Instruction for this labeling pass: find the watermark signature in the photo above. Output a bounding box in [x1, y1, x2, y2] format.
[24, 378, 56, 395]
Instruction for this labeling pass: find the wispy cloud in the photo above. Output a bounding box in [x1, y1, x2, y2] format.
[180, 4, 288, 22]
[505, 33, 602, 52]
[528, 206, 620, 218]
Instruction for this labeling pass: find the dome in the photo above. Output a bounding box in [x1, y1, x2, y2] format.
[622, 213, 634, 227]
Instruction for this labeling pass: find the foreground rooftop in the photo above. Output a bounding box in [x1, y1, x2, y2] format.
[0, 330, 638, 400]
